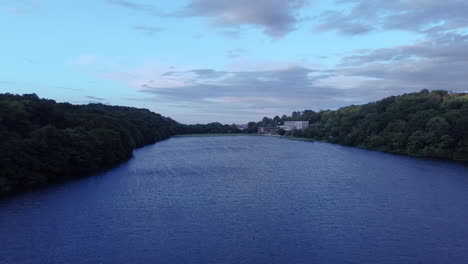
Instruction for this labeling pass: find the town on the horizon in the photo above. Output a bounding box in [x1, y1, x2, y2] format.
[236, 121, 310, 135]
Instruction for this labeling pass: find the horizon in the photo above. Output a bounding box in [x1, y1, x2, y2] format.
[2, 0, 468, 123]
[2, 88, 462, 125]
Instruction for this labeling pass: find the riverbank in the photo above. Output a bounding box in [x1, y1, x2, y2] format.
[174, 133, 258, 137]
[175, 133, 315, 143]
[284, 136, 315, 142]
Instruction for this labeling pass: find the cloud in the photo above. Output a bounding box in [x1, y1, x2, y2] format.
[4, 0, 41, 15]
[85, 96, 106, 101]
[133, 26, 164, 36]
[105, 0, 309, 38]
[342, 33, 468, 66]
[182, 0, 309, 38]
[226, 48, 245, 59]
[314, 11, 374, 35]
[188, 69, 229, 79]
[73, 29, 468, 122]
[216, 30, 242, 39]
[321, 31, 468, 97]
[107, 0, 144, 10]
[104, 63, 365, 120]
[315, 0, 468, 35]
[79, 50, 468, 123]
[106, 0, 161, 15]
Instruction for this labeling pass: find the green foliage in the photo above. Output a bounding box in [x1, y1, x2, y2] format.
[246, 122, 259, 133]
[278, 129, 286, 136]
[179, 122, 241, 134]
[0, 93, 179, 194]
[277, 90, 468, 163]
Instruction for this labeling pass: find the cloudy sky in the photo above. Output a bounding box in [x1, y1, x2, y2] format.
[1, 0, 467, 123]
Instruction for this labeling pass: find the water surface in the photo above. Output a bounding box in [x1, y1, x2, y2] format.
[1, 136, 468, 264]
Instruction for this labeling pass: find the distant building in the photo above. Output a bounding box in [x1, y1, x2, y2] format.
[280, 121, 309, 131]
[258, 127, 278, 134]
[236, 124, 248, 131]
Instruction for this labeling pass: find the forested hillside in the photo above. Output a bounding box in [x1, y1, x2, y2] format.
[180, 122, 241, 134]
[0, 93, 180, 194]
[274, 90, 468, 163]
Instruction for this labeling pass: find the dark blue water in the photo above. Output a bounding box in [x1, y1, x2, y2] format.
[1, 136, 468, 264]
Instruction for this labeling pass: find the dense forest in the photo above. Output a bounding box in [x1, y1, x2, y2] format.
[180, 122, 241, 134]
[260, 90, 468, 163]
[0, 93, 181, 194]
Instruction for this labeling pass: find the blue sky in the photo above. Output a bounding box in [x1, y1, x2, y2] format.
[1, 0, 467, 123]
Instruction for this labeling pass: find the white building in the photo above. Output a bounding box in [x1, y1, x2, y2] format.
[236, 124, 248, 131]
[280, 121, 309, 131]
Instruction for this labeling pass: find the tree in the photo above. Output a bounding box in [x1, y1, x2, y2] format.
[278, 129, 286, 136]
[246, 122, 258, 133]
[254, 90, 468, 163]
[0, 93, 180, 195]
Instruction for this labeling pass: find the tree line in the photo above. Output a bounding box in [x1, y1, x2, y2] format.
[0, 93, 183, 195]
[259, 90, 468, 163]
[179, 122, 241, 134]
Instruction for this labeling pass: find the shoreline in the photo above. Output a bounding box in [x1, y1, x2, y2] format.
[174, 133, 258, 137]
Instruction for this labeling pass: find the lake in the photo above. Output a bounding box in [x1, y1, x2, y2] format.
[1, 136, 468, 264]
